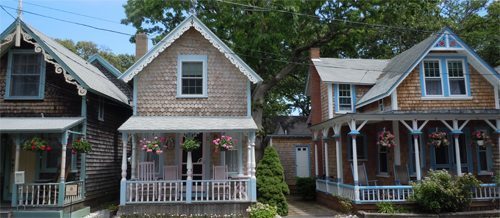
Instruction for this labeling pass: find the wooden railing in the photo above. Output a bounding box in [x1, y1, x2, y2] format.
[64, 180, 85, 205]
[125, 179, 250, 204]
[471, 184, 499, 200]
[327, 180, 356, 200]
[358, 185, 414, 202]
[17, 183, 59, 206]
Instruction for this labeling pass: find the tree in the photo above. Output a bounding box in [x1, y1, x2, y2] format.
[56, 39, 135, 72]
[256, 146, 289, 216]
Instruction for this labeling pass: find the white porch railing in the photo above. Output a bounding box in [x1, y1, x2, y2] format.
[17, 183, 59, 206]
[327, 180, 356, 200]
[471, 184, 499, 200]
[64, 180, 85, 204]
[359, 185, 414, 202]
[125, 179, 250, 204]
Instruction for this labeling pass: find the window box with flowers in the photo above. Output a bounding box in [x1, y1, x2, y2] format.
[22, 137, 53, 152]
[213, 135, 235, 151]
[71, 138, 92, 154]
[377, 129, 396, 148]
[428, 131, 449, 148]
[472, 130, 490, 146]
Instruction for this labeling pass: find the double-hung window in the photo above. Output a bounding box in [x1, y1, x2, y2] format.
[422, 60, 442, 96]
[337, 84, 353, 112]
[447, 60, 467, 96]
[177, 55, 208, 97]
[6, 50, 45, 99]
[378, 144, 389, 174]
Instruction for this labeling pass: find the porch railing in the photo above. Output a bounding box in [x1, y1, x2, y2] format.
[316, 180, 498, 203]
[17, 183, 59, 206]
[125, 179, 250, 204]
[64, 180, 85, 205]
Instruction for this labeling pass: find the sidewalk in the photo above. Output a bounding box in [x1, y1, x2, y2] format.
[286, 196, 343, 218]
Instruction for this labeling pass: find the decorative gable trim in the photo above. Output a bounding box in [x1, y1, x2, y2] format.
[88, 54, 122, 78]
[119, 15, 262, 84]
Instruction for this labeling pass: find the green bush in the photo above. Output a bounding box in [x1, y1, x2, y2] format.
[296, 177, 316, 200]
[336, 196, 353, 214]
[246, 202, 277, 218]
[376, 202, 409, 214]
[411, 170, 480, 213]
[256, 146, 290, 216]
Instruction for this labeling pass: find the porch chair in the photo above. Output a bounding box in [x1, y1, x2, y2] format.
[161, 165, 180, 200]
[351, 163, 377, 186]
[212, 165, 230, 200]
[394, 164, 411, 185]
[138, 162, 157, 181]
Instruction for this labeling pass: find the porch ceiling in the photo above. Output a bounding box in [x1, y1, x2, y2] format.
[0, 117, 84, 133]
[118, 116, 259, 133]
[310, 109, 500, 131]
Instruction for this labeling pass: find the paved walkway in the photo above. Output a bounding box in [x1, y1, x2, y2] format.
[286, 196, 345, 218]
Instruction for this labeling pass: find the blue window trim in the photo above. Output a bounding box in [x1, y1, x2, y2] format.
[420, 56, 471, 98]
[334, 83, 356, 113]
[294, 144, 311, 177]
[429, 128, 453, 170]
[5, 49, 46, 100]
[176, 55, 208, 98]
[474, 127, 493, 174]
[377, 142, 389, 175]
[347, 133, 368, 161]
[407, 133, 425, 176]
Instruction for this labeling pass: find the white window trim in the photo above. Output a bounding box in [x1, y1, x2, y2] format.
[98, 97, 105, 121]
[337, 84, 354, 113]
[446, 59, 469, 97]
[176, 55, 208, 98]
[422, 59, 444, 97]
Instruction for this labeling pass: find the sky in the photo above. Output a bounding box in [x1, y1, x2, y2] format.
[0, 0, 147, 55]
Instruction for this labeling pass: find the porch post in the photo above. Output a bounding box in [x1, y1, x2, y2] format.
[323, 129, 329, 179]
[238, 132, 244, 176]
[348, 119, 360, 202]
[334, 135, 342, 183]
[58, 131, 69, 206]
[131, 134, 137, 180]
[249, 131, 257, 202]
[119, 133, 128, 205]
[186, 150, 193, 203]
[313, 131, 319, 177]
[11, 134, 20, 207]
[247, 133, 252, 177]
[411, 120, 422, 181]
[452, 120, 462, 176]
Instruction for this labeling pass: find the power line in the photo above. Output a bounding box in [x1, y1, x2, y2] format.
[0, 5, 15, 19]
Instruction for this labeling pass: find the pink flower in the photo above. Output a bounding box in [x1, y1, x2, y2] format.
[146, 149, 152, 152]
[154, 144, 158, 147]
[160, 137, 166, 143]
[156, 150, 163, 154]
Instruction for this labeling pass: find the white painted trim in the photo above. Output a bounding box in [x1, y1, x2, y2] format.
[176, 55, 208, 98]
[327, 82, 333, 119]
[391, 90, 398, 110]
[392, 121, 401, 165]
[494, 86, 499, 109]
[422, 59, 445, 97]
[421, 96, 473, 100]
[446, 59, 469, 97]
[337, 84, 354, 113]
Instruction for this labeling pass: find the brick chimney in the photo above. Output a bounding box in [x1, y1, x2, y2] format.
[310, 47, 320, 59]
[135, 32, 148, 61]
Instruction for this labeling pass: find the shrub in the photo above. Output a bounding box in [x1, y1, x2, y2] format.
[296, 177, 316, 200]
[256, 146, 289, 216]
[376, 202, 409, 214]
[336, 196, 353, 214]
[246, 202, 277, 218]
[411, 170, 480, 213]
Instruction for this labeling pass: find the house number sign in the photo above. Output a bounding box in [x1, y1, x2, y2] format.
[65, 184, 78, 196]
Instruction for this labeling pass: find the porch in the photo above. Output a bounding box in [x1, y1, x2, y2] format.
[117, 116, 258, 208]
[310, 110, 500, 204]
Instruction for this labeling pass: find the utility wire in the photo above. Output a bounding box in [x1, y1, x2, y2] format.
[0, 5, 15, 19]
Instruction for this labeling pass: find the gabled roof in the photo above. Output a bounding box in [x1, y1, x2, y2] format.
[0, 20, 130, 105]
[356, 27, 500, 108]
[88, 54, 122, 77]
[119, 15, 263, 84]
[312, 58, 389, 85]
[269, 116, 310, 137]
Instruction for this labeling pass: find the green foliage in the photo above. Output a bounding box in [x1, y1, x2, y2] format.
[411, 170, 480, 213]
[336, 196, 353, 214]
[296, 177, 316, 200]
[256, 146, 289, 216]
[22, 137, 52, 152]
[246, 202, 277, 218]
[494, 171, 500, 186]
[121, 214, 242, 218]
[71, 138, 92, 154]
[182, 138, 200, 152]
[376, 202, 409, 214]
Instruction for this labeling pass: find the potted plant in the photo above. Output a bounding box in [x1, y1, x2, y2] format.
[71, 138, 92, 154]
[212, 135, 235, 151]
[22, 137, 52, 152]
[182, 138, 200, 152]
[472, 130, 489, 146]
[428, 131, 449, 148]
[377, 130, 396, 148]
[139, 137, 163, 154]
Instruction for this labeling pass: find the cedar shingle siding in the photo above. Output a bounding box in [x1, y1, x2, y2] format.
[136, 29, 247, 116]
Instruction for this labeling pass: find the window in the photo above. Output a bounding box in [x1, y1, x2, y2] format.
[378, 99, 384, 112]
[422, 60, 442, 96]
[475, 129, 493, 174]
[336, 84, 354, 112]
[177, 55, 208, 97]
[348, 134, 367, 160]
[408, 135, 425, 176]
[98, 97, 104, 121]
[447, 60, 467, 95]
[378, 145, 388, 174]
[6, 50, 45, 99]
[225, 149, 238, 174]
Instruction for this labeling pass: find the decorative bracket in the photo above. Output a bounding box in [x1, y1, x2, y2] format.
[0, 32, 16, 47]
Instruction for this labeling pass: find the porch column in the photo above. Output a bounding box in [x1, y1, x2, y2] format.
[238, 132, 244, 176]
[249, 131, 257, 202]
[450, 119, 465, 176]
[323, 129, 329, 179]
[131, 134, 137, 180]
[247, 133, 252, 177]
[411, 120, 423, 181]
[58, 131, 69, 206]
[11, 135, 20, 207]
[313, 131, 319, 177]
[348, 119, 360, 202]
[119, 133, 128, 205]
[334, 135, 342, 183]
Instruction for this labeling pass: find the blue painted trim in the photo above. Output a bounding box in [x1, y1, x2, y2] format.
[120, 180, 126, 205]
[429, 128, 453, 170]
[334, 84, 355, 113]
[421, 56, 472, 98]
[451, 129, 463, 134]
[463, 58, 472, 96]
[408, 133, 426, 175]
[351, 85, 356, 112]
[250, 178, 257, 202]
[475, 127, 493, 172]
[5, 49, 46, 100]
[334, 83, 339, 112]
[411, 130, 423, 135]
[294, 144, 311, 177]
[58, 182, 65, 206]
[348, 130, 360, 135]
[419, 62, 426, 97]
[186, 180, 193, 203]
[87, 54, 122, 77]
[464, 127, 473, 173]
[440, 57, 450, 96]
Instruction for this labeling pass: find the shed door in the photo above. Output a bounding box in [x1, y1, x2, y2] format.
[295, 146, 310, 177]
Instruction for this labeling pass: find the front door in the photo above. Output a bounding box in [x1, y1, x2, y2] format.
[295, 145, 310, 177]
[182, 133, 204, 180]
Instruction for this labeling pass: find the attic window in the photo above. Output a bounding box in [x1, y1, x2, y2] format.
[177, 55, 208, 98]
[422, 60, 443, 96]
[336, 84, 354, 112]
[5, 50, 46, 100]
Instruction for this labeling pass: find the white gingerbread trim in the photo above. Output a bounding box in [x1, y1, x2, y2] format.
[21, 31, 87, 96]
[0, 32, 16, 47]
[120, 16, 262, 84]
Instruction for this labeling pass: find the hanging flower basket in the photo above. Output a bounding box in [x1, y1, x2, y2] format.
[22, 137, 52, 152]
[213, 135, 235, 151]
[182, 138, 200, 152]
[428, 131, 449, 148]
[377, 130, 396, 148]
[472, 130, 490, 146]
[140, 137, 163, 154]
[71, 138, 92, 154]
